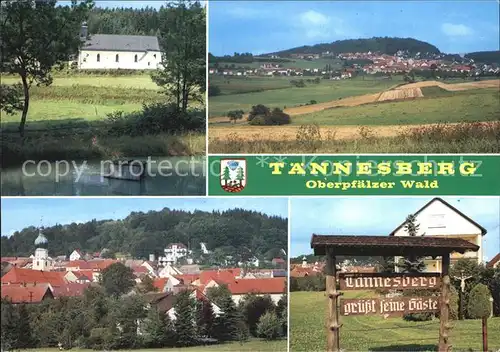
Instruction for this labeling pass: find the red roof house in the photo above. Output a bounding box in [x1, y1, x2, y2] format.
[1, 283, 54, 304]
[1, 267, 67, 287]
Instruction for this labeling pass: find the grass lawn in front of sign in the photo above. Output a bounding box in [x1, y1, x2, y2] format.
[290, 291, 500, 352]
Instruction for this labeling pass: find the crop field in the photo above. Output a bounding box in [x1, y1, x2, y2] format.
[0, 74, 162, 129]
[290, 291, 500, 352]
[208, 79, 500, 153]
[208, 76, 401, 117]
[24, 339, 287, 352]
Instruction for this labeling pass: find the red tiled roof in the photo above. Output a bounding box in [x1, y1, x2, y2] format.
[64, 260, 91, 270]
[153, 278, 168, 291]
[133, 266, 148, 274]
[52, 283, 91, 298]
[272, 258, 286, 263]
[174, 274, 200, 285]
[199, 269, 240, 285]
[67, 271, 92, 281]
[1, 283, 54, 303]
[227, 278, 285, 295]
[1, 267, 67, 287]
[78, 270, 95, 281]
[89, 259, 118, 270]
[487, 253, 500, 268]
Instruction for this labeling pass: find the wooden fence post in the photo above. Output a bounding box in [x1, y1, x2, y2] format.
[482, 317, 488, 352]
[326, 248, 341, 352]
[438, 253, 452, 351]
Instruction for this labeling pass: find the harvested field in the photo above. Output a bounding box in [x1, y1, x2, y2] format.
[377, 87, 423, 101]
[402, 79, 500, 91]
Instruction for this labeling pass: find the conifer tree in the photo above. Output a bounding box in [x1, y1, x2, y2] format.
[142, 307, 175, 348]
[173, 290, 197, 347]
[398, 214, 426, 273]
[196, 299, 215, 337]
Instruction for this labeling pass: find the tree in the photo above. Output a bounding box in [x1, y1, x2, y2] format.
[240, 294, 275, 336]
[152, 1, 205, 113]
[467, 283, 492, 319]
[212, 295, 239, 342]
[227, 109, 244, 124]
[236, 167, 245, 185]
[99, 262, 136, 297]
[380, 256, 395, 273]
[256, 311, 282, 340]
[0, 84, 24, 116]
[142, 307, 175, 348]
[173, 290, 197, 347]
[0, 0, 93, 137]
[1, 299, 22, 350]
[196, 299, 215, 337]
[138, 275, 158, 293]
[222, 166, 231, 186]
[397, 215, 425, 273]
[205, 284, 232, 307]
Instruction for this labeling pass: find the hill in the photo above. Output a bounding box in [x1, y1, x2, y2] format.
[269, 37, 441, 56]
[0, 208, 287, 261]
[465, 50, 500, 64]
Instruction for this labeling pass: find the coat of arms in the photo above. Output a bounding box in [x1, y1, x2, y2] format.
[220, 159, 246, 192]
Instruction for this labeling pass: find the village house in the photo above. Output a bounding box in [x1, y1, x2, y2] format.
[77, 23, 162, 70]
[158, 243, 191, 266]
[391, 197, 487, 272]
[1, 283, 54, 304]
[487, 253, 500, 269]
[69, 249, 83, 261]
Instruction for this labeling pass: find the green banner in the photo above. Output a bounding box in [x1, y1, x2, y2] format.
[208, 155, 500, 196]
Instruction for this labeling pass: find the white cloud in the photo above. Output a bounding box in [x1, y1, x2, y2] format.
[300, 10, 329, 26]
[225, 7, 270, 20]
[441, 23, 473, 36]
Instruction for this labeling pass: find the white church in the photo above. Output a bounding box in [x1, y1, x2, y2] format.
[32, 230, 54, 271]
[77, 23, 162, 70]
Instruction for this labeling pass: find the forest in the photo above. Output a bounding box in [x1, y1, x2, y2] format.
[0, 208, 288, 261]
[270, 37, 441, 56]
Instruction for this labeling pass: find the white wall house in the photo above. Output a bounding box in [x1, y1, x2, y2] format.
[158, 243, 190, 266]
[69, 250, 82, 261]
[391, 198, 487, 272]
[78, 34, 162, 70]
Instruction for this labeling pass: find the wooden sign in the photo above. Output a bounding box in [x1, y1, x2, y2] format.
[339, 273, 441, 291]
[340, 297, 440, 317]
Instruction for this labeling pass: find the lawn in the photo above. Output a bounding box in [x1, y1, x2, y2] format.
[23, 339, 286, 352]
[290, 291, 500, 352]
[208, 77, 400, 117]
[209, 58, 344, 70]
[292, 88, 500, 126]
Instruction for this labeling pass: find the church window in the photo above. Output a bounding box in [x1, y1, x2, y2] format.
[153, 54, 157, 59]
[36, 261, 39, 266]
[134, 54, 138, 62]
[115, 54, 119, 62]
[97, 53, 100, 62]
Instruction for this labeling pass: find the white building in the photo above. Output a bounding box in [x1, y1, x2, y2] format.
[391, 197, 487, 272]
[32, 230, 54, 271]
[158, 243, 190, 266]
[77, 24, 162, 70]
[200, 242, 210, 254]
[69, 249, 83, 261]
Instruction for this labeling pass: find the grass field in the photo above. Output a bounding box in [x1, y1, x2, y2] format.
[0, 74, 205, 167]
[210, 57, 344, 70]
[209, 76, 400, 117]
[23, 339, 286, 352]
[208, 79, 500, 153]
[290, 291, 500, 352]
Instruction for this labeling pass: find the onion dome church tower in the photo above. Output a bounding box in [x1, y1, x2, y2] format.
[33, 229, 53, 271]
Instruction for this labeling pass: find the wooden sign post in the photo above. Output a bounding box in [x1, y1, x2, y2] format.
[438, 253, 451, 352]
[310, 234, 480, 352]
[325, 248, 340, 352]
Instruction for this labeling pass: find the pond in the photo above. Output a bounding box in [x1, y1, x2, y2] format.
[1, 156, 206, 196]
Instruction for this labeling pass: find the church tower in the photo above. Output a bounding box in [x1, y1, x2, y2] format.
[33, 229, 53, 271]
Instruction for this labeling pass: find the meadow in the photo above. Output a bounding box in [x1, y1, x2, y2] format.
[24, 339, 286, 352]
[210, 57, 344, 70]
[290, 291, 500, 352]
[208, 78, 500, 153]
[0, 73, 205, 167]
[208, 76, 400, 117]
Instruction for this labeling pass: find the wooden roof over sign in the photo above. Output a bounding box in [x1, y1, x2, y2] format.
[310, 235, 479, 256]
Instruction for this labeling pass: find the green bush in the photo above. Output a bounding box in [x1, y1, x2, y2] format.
[208, 85, 221, 97]
[248, 116, 267, 126]
[247, 105, 291, 126]
[256, 312, 282, 341]
[467, 283, 492, 318]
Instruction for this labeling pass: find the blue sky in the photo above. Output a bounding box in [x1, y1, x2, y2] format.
[209, 1, 500, 55]
[290, 197, 500, 262]
[1, 197, 288, 236]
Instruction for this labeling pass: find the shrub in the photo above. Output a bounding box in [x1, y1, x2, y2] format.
[208, 85, 221, 97]
[248, 116, 267, 126]
[256, 312, 282, 340]
[227, 109, 244, 123]
[467, 283, 492, 318]
[248, 104, 270, 121]
[248, 106, 291, 126]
